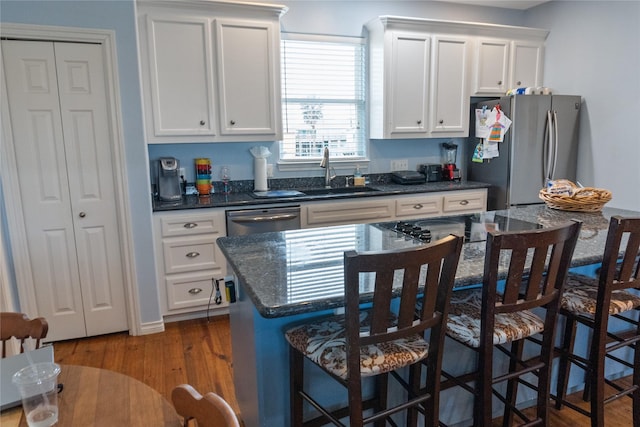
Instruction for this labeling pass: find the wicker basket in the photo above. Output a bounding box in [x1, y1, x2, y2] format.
[539, 181, 612, 212]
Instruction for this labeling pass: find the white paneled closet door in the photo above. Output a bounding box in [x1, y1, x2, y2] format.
[2, 40, 128, 341]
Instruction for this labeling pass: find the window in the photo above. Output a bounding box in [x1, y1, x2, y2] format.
[280, 33, 366, 164]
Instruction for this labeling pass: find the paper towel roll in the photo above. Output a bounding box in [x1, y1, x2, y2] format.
[254, 157, 268, 191]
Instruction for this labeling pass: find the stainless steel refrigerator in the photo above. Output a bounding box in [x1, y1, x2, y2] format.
[467, 95, 581, 211]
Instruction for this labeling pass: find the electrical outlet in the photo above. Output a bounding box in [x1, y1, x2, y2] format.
[390, 159, 408, 171]
[266, 164, 274, 178]
[179, 167, 186, 179]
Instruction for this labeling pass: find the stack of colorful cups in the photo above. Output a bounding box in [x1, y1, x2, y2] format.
[195, 158, 212, 195]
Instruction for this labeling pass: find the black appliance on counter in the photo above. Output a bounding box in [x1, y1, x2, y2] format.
[391, 170, 426, 185]
[419, 164, 443, 182]
[378, 213, 541, 243]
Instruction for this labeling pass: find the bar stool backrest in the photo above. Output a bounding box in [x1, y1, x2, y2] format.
[343, 234, 464, 385]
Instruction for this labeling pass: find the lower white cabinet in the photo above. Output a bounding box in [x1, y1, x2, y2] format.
[154, 210, 228, 315]
[442, 190, 487, 214]
[302, 189, 487, 228]
[303, 198, 394, 228]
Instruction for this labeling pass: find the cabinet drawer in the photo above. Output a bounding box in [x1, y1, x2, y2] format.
[163, 235, 221, 274]
[442, 190, 487, 213]
[305, 199, 393, 227]
[395, 196, 442, 218]
[165, 271, 225, 310]
[160, 213, 224, 237]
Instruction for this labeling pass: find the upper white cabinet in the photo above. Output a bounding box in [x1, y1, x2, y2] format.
[366, 17, 548, 139]
[473, 38, 545, 95]
[429, 35, 470, 136]
[143, 16, 216, 138]
[137, 0, 287, 143]
[474, 38, 511, 94]
[509, 40, 544, 89]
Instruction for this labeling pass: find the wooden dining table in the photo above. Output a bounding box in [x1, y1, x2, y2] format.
[0, 364, 182, 426]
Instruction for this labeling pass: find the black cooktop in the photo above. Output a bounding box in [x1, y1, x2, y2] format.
[379, 213, 542, 243]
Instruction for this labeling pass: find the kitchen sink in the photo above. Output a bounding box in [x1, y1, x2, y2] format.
[300, 186, 379, 196]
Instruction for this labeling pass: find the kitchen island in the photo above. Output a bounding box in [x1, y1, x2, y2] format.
[216, 204, 640, 427]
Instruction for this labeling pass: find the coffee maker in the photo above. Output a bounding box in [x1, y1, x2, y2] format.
[441, 142, 461, 181]
[157, 157, 182, 201]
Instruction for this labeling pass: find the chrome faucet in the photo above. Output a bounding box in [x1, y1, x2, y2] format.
[319, 147, 336, 188]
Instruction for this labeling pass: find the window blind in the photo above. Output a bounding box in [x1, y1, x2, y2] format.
[280, 34, 366, 161]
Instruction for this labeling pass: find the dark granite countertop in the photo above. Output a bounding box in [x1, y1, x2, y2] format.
[216, 204, 640, 318]
[152, 177, 491, 211]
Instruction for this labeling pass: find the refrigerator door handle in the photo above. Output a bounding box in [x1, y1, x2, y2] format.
[543, 110, 554, 183]
[551, 110, 559, 179]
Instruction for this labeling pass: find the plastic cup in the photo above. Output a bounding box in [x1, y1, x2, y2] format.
[12, 362, 61, 427]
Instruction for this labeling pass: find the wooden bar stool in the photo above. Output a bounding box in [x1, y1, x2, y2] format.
[555, 215, 640, 427]
[441, 220, 581, 427]
[0, 312, 48, 357]
[285, 234, 464, 427]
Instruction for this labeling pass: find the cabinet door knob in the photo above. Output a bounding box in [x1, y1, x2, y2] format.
[516, 81, 522, 86]
[459, 199, 469, 206]
[184, 222, 198, 229]
[188, 288, 203, 295]
[417, 120, 422, 125]
[439, 119, 444, 124]
[230, 120, 236, 125]
[497, 80, 502, 85]
[79, 212, 86, 218]
[199, 120, 206, 126]
[186, 251, 200, 258]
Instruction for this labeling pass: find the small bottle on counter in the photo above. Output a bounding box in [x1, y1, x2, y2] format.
[353, 165, 365, 187]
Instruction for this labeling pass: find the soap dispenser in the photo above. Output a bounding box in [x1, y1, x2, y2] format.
[353, 165, 365, 187]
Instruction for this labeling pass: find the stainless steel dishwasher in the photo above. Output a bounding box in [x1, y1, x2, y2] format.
[226, 205, 301, 236]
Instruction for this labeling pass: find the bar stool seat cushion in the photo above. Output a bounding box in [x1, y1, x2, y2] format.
[562, 273, 640, 316]
[285, 310, 428, 380]
[446, 289, 545, 348]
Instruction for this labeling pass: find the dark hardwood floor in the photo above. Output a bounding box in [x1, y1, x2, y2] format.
[52, 316, 634, 426]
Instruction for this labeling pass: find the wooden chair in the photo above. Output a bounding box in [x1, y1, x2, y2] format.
[171, 384, 240, 427]
[441, 220, 581, 427]
[0, 312, 48, 357]
[555, 215, 640, 427]
[285, 234, 464, 427]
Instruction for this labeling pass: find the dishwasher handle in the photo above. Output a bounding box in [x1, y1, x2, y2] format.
[229, 213, 298, 223]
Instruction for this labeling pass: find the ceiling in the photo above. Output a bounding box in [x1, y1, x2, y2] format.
[436, 0, 550, 10]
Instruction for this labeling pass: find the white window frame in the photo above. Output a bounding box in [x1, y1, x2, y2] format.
[277, 32, 368, 172]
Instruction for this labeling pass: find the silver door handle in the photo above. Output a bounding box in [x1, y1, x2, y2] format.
[413, 204, 423, 209]
[183, 223, 198, 229]
[551, 110, 559, 179]
[185, 252, 200, 258]
[231, 214, 298, 223]
[188, 288, 203, 295]
[459, 200, 469, 205]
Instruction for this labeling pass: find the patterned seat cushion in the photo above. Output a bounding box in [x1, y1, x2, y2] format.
[285, 311, 429, 380]
[561, 273, 640, 316]
[446, 289, 545, 348]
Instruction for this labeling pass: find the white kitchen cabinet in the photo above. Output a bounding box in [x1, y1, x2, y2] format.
[369, 30, 431, 139]
[394, 194, 442, 218]
[137, 0, 286, 143]
[473, 37, 546, 96]
[141, 16, 216, 139]
[302, 189, 487, 228]
[367, 17, 548, 138]
[154, 210, 229, 315]
[215, 19, 281, 136]
[474, 38, 511, 95]
[442, 189, 487, 214]
[510, 40, 544, 89]
[303, 198, 394, 228]
[429, 35, 471, 137]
